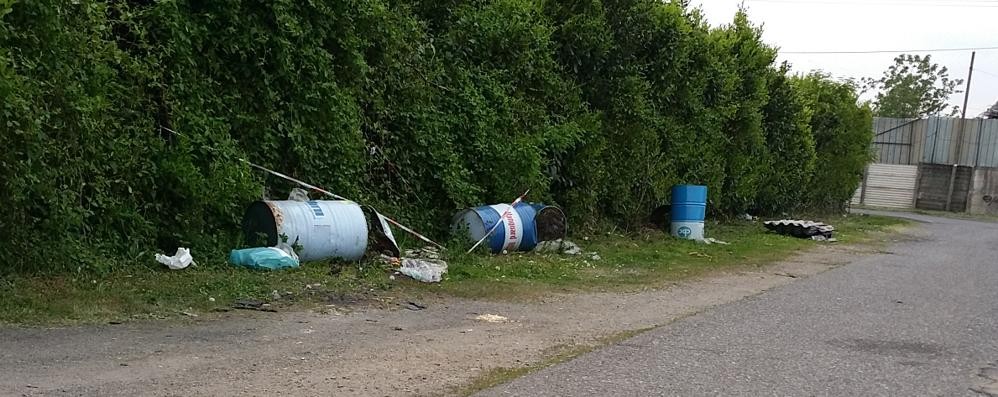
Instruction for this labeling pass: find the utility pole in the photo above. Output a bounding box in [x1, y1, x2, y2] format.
[947, 51, 976, 212]
[960, 51, 975, 121]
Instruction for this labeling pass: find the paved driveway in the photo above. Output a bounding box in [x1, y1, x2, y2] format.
[480, 212, 998, 396]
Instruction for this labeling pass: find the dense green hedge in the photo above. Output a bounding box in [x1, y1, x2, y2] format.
[0, 0, 872, 273]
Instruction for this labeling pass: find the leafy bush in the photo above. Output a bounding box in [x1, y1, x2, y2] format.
[0, 0, 874, 273]
[755, 64, 817, 214]
[794, 72, 874, 212]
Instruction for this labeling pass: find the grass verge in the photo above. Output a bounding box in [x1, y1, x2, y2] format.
[438, 213, 905, 300]
[447, 327, 654, 397]
[0, 214, 907, 325]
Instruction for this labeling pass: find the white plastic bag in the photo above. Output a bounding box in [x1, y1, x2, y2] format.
[155, 247, 195, 270]
[399, 258, 448, 283]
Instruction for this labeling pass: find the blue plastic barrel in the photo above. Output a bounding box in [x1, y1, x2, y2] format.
[453, 203, 541, 253]
[671, 185, 707, 240]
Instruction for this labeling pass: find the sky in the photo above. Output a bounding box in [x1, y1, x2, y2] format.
[692, 0, 998, 116]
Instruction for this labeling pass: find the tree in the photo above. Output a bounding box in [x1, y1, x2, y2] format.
[864, 54, 963, 118]
[983, 100, 998, 119]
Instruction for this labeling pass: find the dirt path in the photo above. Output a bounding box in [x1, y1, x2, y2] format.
[0, 237, 900, 396]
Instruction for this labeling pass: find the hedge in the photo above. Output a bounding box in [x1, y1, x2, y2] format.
[0, 0, 872, 273]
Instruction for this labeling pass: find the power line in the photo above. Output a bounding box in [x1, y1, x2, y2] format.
[749, 0, 998, 7]
[782, 46, 998, 55]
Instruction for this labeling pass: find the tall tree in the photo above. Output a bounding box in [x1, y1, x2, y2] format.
[864, 54, 962, 118]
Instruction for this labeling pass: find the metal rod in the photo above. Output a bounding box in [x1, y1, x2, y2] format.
[930, 118, 939, 164]
[466, 190, 530, 254]
[974, 119, 985, 167]
[946, 164, 958, 212]
[873, 117, 922, 137]
[859, 165, 870, 206]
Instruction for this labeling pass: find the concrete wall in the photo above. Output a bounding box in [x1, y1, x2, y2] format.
[915, 164, 973, 212]
[968, 167, 998, 216]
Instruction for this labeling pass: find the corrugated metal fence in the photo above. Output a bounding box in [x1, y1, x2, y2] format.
[873, 117, 998, 167]
[851, 164, 918, 209]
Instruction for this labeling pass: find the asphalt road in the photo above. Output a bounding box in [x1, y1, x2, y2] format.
[480, 211, 998, 396]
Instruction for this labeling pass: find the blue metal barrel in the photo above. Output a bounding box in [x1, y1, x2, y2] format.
[671, 185, 707, 240]
[453, 203, 542, 253]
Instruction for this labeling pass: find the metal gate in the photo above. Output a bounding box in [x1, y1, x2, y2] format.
[852, 164, 918, 209]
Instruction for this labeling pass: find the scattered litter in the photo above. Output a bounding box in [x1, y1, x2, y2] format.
[288, 188, 310, 202]
[738, 213, 757, 221]
[271, 290, 282, 301]
[775, 272, 798, 279]
[393, 326, 404, 331]
[155, 247, 195, 270]
[364, 206, 402, 258]
[404, 301, 427, 311]
[588, 252, 602, 261]
[534, 239, 583, 255]
[232, 299, 277, 312]
[399, 258, 448, 283]
[180, 310, 198, 317]
[688, 251, 712, 259]
[304, 283, 322, 290]
[698, 237, 730, 245]
[377, 254, 402, 267]
[393, 247, 447, 282]
[229, 243, 300, 271]
[474, 314, 509, 323]
[763, 219, 835, 239]
[404, 246, 441, 260]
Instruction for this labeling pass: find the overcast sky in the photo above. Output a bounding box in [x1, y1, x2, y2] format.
[692, 0, 998, 116]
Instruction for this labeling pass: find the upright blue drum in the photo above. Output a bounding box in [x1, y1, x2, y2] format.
[671, 185, 707, 240]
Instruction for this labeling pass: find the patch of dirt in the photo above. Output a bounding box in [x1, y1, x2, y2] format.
[0, 238, 892, 397]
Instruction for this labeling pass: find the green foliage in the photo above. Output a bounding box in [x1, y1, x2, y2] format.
[756, 64, 816, 214]
[0, 0, 874, 273]
[795, 72, 874, 212]
[865, 54, 963, 118]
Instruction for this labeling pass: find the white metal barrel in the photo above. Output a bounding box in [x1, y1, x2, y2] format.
[242, 200, 368, 262]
